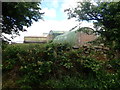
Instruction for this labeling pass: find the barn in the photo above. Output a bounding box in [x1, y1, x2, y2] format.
[47, 30, 66, 42]
[53, 27, 97, 46]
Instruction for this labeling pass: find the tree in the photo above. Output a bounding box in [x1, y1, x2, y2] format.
[65, 1, 120, 51]
[2, 2, 44, 36]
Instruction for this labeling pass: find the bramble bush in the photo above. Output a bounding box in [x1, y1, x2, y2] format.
[2, 43, 120, 89]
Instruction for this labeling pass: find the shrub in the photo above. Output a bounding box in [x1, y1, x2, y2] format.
[2, 43, 120, 89]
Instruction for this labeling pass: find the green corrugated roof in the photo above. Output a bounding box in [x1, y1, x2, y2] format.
[53, 31, 77, 46]
[52, 31, 65, 33]
[50, 30, 66, 34]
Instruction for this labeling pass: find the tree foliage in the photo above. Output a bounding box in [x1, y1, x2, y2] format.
[65, 1, 120, 50]
[2, 2, 44, 35]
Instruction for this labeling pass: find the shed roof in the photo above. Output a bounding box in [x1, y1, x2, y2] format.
[49, 30, 66, 35]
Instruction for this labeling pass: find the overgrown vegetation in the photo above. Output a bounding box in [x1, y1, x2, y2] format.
[2, 1, 120, 89]
[2, 43, 120, 89]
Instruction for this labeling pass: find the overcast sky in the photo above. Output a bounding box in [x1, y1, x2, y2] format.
[12, 0, 94, 43]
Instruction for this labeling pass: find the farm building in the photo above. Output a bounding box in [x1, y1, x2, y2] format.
[53, 27, 97, 46]
[47, 30, 66, 42]
[23, 27, 97, 45]
[24, 36, 47, 43]
[23, 30, 65, 43]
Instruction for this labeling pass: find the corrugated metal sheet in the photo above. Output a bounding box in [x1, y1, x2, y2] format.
[53, 27, 97, 46]
[47, 30, 66, 42]
[53, 31, 77, 46]
[24, 36, 47, 43]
